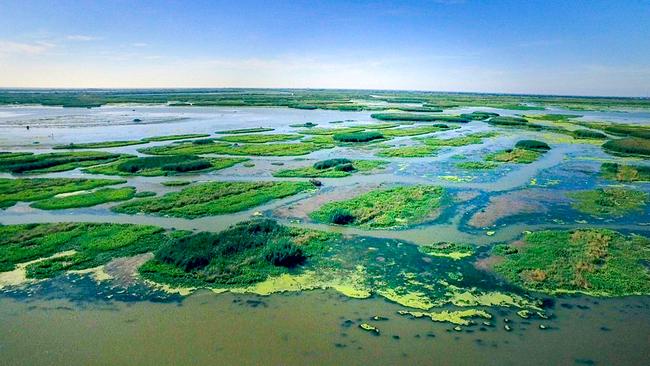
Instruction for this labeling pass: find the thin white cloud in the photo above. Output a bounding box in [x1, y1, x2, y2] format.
[0, 40, 55, 56]
[66, 35, 99, 41]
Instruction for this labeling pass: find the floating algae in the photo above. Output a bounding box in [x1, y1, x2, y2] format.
[398, 309, 492, 326]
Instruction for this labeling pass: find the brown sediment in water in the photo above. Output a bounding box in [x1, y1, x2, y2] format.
[103, 253, 154, 287]
[468, 189, 564, 228]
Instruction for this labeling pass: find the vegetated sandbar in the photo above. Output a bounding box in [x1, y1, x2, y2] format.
[273, 159, 387, 178]
[0, 177, 126, 209]
[83, 155, 247, 176]
[30, 187, 137, 210]
[112, 181, 316, 218]
[310, 185, 446, 229]
[139, 140, 333, 156]
[0, 151, 123, 174]
[216, 134, 303, 143]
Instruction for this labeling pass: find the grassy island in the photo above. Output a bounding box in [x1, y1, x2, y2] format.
[493, 229, 650, 296]
[0, 151, 123, 174]
[273, 159, 387, 178]
[568, 187, 648, 217]
[83, 155, 246, 176]
[0, 178, 125, 208]
[30, 187, 136, 210]
[310, 185, 445, 229]
[113, 181, 316, 218]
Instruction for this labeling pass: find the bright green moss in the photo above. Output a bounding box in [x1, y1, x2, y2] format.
[419, 132, 497, 147]
[113, 181, 316, 218]
[298, 127, 364, 135]
[455, 161, 499, 170]
[419, 242, 475, 260]
[139, 140, 332, 156]
[371, 113, 469, 123]
[310, 185, 445, 229]
[381, 124, 453, 137]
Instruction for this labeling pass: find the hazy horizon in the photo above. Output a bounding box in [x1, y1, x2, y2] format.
[1, 0, 649, 97]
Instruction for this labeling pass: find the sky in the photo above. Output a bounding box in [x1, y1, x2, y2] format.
[0, 0, 649, 96]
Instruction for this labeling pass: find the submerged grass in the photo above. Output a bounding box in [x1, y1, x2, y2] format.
[113, 181, 315, 218]
[568, 187, 648, 217]
[600, 162, 650, 182]
[30, 187, 136, 210]
[310, 185, 445, 229]
[419, 132, 497, 147]
[494, 229, 650, 296]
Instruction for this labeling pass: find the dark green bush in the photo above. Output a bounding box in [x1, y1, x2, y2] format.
[329, 208, 355, 225]
[264, 238, 305, 267]
[192, 138, 215, 145]
[333, 131, 384, 142]
[334, 163, 355, 172]
[603, 138, 650, 157]
[488, 116, 528, 126]
[313, 158, 352, 170]
[573, 129, 607, 139]
[162, 159, 212, 172]
[515, 140, 551, 152]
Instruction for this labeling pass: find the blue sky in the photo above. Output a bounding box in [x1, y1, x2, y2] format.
[0, 0, 648, 96]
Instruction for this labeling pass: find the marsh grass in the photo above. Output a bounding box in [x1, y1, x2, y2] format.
[310, 185, 445, 229]
[0, 178, 125, 208]
[30, 187, 136, 210]
[113, 181, 315, 218]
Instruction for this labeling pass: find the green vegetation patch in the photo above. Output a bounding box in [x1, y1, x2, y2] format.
[381, 124, 453, 137]
[455, 161, 499, 170]
[349, 123, 401, 129]
[371, 113, 469, 123]
[572, 129, 607, 139]
[139, 140, 331, 156]
[161, 180, 191, 187]
[568, 187, 648, 217]
[0, 222, 171, 277]
[600, 162, 650, 182]
[217, 134, 302, 143]
[310, 185, 445, 229]
[273, 159, 387, 178]
[30, 187, 136, 210]
[298, 127, 364, 135]
[493, 229, 650, 296]
[53, 140, 147, 149]
[113, 181, 315, 218]
[487, 116, 529, 126]
[602, 138, 650, 157]
[215, 127, 274, 134]
[419, 132, 497, 147]
[459, 111, 500, 121]
[333, 131, 384, 143]
[485, 148, 543, 164]
[376, 145, 438, 158]
[139, 219, 336, 287]
[514, 139, 551, 152]
[577, 121, 650, 139]
[141, 134, 211, 142]
[289, 122, 318, 128]
[419, 242, 475, 260]
[0, 151, 123, 174]
[84, 155, 247, 176]
[0, 178, 125, 208]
